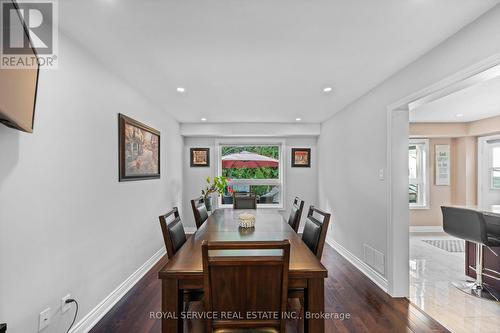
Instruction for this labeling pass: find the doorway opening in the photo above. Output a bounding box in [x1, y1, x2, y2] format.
[387, 55, 500, 332]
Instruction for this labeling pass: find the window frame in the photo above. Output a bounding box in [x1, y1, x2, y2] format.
[215, 138, 285, 209]
[478, 135, 500, 205]
[489, 143, 500, 190]
[409, 139, 430, 210]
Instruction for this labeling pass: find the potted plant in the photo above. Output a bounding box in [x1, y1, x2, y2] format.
[202, 176, 230, 211]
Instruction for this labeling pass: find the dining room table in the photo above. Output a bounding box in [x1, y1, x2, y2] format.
[158, 208, 328, 333]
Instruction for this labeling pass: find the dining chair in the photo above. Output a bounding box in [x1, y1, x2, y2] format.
[287, 197, 305, 233]
[191, 196, 209, 229]
[289, 206, 331, 327]
[301, 206, 331, 259]
[158, 207, 203, 310]
[202, 240, 291, 333]
[233, 192, 257, 209]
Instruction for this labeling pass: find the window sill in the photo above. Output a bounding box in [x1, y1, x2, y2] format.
[410, 205, 430, 210]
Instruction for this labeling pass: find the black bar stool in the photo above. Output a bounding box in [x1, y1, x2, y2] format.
[441, 206, 500, 301]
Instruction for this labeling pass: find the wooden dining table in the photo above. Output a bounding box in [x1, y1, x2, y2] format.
[158, 208, 328, 332]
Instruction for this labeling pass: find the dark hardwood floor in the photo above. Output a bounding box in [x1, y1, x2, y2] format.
[90, 244, 449, 333]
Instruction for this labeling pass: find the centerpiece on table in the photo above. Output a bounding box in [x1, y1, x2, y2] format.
[201, 176, 230, 211]
[238, 212, 256, 228]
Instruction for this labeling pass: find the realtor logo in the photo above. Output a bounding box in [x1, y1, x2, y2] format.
[1, 0, 58, 68]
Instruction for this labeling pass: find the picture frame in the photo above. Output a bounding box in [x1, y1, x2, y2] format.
[118, 114, 160, 181]
[190, 148, 210, 167]
[435, 144, 450, 186]
[291, 148, 311, 168]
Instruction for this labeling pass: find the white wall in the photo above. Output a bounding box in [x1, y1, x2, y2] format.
[318, 4, 500, 294]
[0, 34, 183, 333]
[180, 123, 320, 137]
[182, 136, 318, 231]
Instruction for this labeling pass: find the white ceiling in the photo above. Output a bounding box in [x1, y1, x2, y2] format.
[60, 0, 499, 123]
[410, 75, 500, 123]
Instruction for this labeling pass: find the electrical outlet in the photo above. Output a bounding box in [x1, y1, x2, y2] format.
[39, 308, 50, 331]
[61, 294, 72, 313]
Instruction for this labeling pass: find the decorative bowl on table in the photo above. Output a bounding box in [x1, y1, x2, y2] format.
[238, 213, 255, 228]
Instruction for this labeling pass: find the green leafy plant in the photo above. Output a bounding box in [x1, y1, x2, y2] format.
[202, 176, 230, 200]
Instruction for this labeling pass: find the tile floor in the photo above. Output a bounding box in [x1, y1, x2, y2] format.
[410, 232, 500, 333]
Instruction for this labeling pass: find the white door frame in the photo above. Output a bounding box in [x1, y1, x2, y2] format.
[385, 52, 500, 297]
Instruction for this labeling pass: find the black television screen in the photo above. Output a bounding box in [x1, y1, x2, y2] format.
[0, 0, 39, 133]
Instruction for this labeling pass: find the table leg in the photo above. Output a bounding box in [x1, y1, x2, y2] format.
[305, 277, 325, 333]
[162, 278, 183, 333]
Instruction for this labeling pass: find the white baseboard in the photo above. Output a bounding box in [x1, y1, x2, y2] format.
[326, 238, 388, 292]
[70, 247, 166, 333]
[409, 226, 444, 233]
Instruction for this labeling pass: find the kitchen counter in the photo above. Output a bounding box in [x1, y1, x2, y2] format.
[451, 205, 500, 235]
[449, 204, 500, 216]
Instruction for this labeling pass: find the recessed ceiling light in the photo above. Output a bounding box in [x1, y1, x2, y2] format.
[176, 87, 185, 93]
[456, 113, 464, 118]
[200, 118, 207, 122]
[295, 117, 302, 122]
[323, 87, 333, 93]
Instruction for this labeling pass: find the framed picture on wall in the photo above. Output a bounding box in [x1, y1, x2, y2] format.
[190, 148, 210, 167]
[291, 148, 311, 167]
[118, 114, 160, 181]
[435, 144, 450, 186]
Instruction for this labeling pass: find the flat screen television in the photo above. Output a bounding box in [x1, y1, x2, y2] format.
[0, 0, 40, 133]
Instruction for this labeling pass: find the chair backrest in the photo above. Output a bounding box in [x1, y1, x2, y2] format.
[287, 197, 305, 232]
[202, 240, 290, 332]
[158, 207, 187, 259]
[191, 196, 209, 229]
[302, 206, 331, 259]
[441, 206, 488, 245]
[233, 192, 257, 209]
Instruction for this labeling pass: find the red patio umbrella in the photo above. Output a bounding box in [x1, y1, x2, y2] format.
[222, 151, 279, 168]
